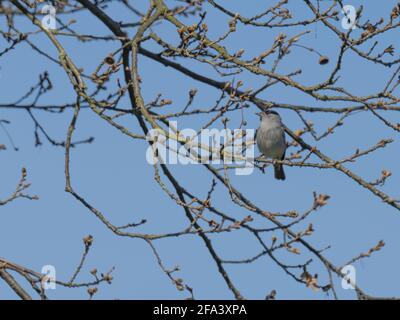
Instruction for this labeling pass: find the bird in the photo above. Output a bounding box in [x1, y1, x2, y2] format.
[256, 110, 286, 180]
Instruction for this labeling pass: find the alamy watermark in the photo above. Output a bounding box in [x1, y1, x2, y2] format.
[41, 4, 57, 31]
[41, 264, 56, 290]
[341, 4, 358, 30]
[341, 264, 356, 290]
[145, 121, 256, 176]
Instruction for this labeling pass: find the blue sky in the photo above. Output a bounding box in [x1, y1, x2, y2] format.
[1, 0, 400, 299]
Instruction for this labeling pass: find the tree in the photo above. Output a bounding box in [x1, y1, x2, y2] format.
[1, 0, 400, 299]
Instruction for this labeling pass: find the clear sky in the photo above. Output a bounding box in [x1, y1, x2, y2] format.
[1, 0, 400, 299]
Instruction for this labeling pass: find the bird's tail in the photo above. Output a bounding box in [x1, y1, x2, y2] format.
[274, 164, 286, 180]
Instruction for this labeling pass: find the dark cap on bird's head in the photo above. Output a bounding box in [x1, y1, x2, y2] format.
[255, 109, 280, 117]
[265, 109, 280, 116]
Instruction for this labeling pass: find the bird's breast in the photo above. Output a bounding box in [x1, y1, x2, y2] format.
[256, 126, 285, 159]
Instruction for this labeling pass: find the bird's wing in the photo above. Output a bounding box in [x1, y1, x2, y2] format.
[281, 129, 286, 160]
[280, 148, 286, 161]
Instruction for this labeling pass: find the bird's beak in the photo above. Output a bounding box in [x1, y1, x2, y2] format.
[255, 112, 262, 116]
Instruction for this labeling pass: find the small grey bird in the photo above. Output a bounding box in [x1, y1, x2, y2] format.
[256, 110, 286, 180]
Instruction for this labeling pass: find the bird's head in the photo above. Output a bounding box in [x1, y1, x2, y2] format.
[256, 109, 282, 121]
